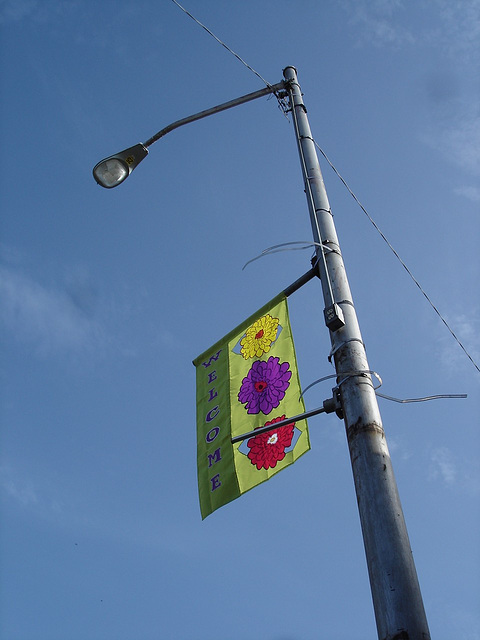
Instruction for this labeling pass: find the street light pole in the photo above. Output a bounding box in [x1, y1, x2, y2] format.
[93, 82, 286, 188]
[93, 66, 431, 639]
[283, 66, 430, 640]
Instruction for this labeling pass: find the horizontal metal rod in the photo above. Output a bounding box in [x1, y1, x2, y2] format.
[144, 81, 286, 148]
[283, 267, 318, 297]
[231, 405, 326, 444]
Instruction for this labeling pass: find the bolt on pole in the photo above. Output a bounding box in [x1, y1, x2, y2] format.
[283, 66, 430, 640]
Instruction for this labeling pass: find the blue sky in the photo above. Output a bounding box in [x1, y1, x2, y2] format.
[1, 1, 479, 638]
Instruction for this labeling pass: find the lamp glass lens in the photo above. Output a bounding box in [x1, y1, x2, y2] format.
[94, 158, 128, 188]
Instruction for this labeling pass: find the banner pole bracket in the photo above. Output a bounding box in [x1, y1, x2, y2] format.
[231, 389, 342, 444]
[282, 266, 318, 298]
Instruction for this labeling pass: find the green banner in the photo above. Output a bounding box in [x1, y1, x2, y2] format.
[193, 293, 310, 519]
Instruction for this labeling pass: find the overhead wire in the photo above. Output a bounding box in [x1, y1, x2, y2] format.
[171, 0, 479, 376]
[170, 0, 273, 91]
[314, 140, 480, 375]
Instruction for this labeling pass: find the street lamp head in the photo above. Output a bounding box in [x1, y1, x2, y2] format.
[93, 143, 148, 188]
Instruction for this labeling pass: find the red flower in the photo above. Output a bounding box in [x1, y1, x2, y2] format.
[247, 415, 295, 470]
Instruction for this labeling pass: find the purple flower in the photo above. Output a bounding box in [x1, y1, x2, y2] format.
[238, 356, 292, 415]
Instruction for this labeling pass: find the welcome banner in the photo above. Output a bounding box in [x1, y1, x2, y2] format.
[193, 293, 310, 519]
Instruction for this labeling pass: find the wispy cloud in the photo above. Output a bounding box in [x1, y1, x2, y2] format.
[343, 0, 480, 61]
[343, 0, 480, 180]
[428, 446, 480, 496]
[436, 0, 480, 64]
[423, 105, 480, 177]
[0, 0, 38, 24]
[1, 467, 39, 507]
[437, 311, 480, 375]
[0, 464, 81, 537]
[0, 246, 184, 362]
[385, 436, 412, 461]
[0, 263, 106, 357]
[0, 0, 80, 25]
[454, 185, 480, 203]
[429, 446, 457, 485]
[444, 604, 480, 640]
[153, 328, 188, 351]
[0, 463, 199, 555]
[343, 0, 415, 47]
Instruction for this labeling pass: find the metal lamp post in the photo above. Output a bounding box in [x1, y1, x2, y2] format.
[283, 65, 430, 640]
[93, 67, 430, 640]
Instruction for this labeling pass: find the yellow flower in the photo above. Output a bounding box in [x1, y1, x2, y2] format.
[240, 314, 279, 359]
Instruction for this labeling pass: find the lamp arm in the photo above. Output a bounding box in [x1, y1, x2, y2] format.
[143, 81, 287, 148]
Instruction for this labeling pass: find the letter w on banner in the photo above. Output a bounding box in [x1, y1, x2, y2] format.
[193, 293, 310, 519]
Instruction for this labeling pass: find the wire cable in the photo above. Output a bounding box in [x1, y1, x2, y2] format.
[377, 392, 467, 403]
[242, 240, 333, 271]
[299, 371, 466, 406]
[172, 0, 477, 375]
[314, 140, 480, 375]
[299, 370, 383, 402]
[170, 0, 273, 90]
